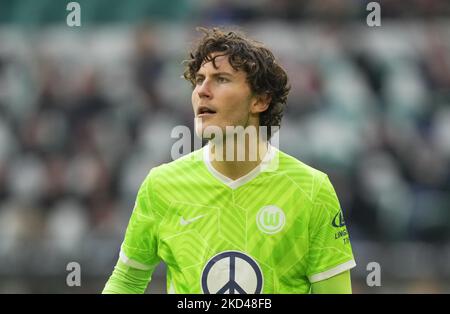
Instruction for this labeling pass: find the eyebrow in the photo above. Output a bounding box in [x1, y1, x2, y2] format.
[195, 71, 234, 78]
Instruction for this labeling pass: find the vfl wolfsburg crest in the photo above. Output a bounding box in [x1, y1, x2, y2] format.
[256, 205, 285, 234]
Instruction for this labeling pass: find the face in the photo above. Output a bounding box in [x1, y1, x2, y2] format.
[192, 53, 268, 138]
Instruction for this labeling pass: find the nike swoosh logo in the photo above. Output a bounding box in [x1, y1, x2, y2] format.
[180, 214, 206, 226]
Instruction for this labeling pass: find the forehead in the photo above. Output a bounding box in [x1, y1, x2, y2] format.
[197, 53, 238, 74]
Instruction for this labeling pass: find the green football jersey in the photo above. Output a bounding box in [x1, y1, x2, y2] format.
[117, 144, 355, 294]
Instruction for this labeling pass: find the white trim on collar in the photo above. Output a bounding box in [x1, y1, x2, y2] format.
[203, 142, 277, 190]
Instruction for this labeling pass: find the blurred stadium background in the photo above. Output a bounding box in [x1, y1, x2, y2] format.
[0, 0, 449, 293]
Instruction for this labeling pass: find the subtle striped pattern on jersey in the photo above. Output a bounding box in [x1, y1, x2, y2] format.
[120, 145, 355, 293]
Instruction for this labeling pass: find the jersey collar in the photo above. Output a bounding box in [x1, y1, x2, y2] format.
[202, 142, 277, 190]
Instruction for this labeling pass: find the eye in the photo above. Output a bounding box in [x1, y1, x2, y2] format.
[217, 76, 229, 83]
[195, 76, 204, 85]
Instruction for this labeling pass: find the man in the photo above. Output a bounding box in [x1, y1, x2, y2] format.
[103, 27, 356, 294]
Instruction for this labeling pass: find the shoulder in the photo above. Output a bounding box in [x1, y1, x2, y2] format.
[144, 146, 205, 183]
[273, 148, 330, 200]
[137, 147, 206, 216]
[276, 148, 327, 182]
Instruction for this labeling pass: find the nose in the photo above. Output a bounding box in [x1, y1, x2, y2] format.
[197, 79, 212, 99]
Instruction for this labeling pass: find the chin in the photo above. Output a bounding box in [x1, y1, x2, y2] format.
[195, 118, 223, 139]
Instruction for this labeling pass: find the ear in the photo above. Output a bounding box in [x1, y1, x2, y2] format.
[250, 93, 271, 114]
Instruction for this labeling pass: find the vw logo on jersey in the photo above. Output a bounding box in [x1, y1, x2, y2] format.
[201, 251, 263, 294]
[256, 205, 285, 234]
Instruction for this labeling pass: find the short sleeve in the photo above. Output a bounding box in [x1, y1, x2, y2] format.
[306, 175, 356, 283]
[120, 170, 161, 271]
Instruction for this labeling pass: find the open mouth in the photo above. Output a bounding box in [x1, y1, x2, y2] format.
[197, 106, 217, 117]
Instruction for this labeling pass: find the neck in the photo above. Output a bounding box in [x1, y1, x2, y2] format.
[208, 135, 269, 181]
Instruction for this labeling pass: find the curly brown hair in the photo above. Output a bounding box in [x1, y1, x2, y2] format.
[183, 27, 290, 138]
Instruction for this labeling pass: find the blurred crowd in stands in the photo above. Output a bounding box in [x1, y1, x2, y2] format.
[0, 0, 449, 292]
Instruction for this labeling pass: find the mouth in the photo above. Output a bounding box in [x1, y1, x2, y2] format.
[197, 105, 217, 117]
